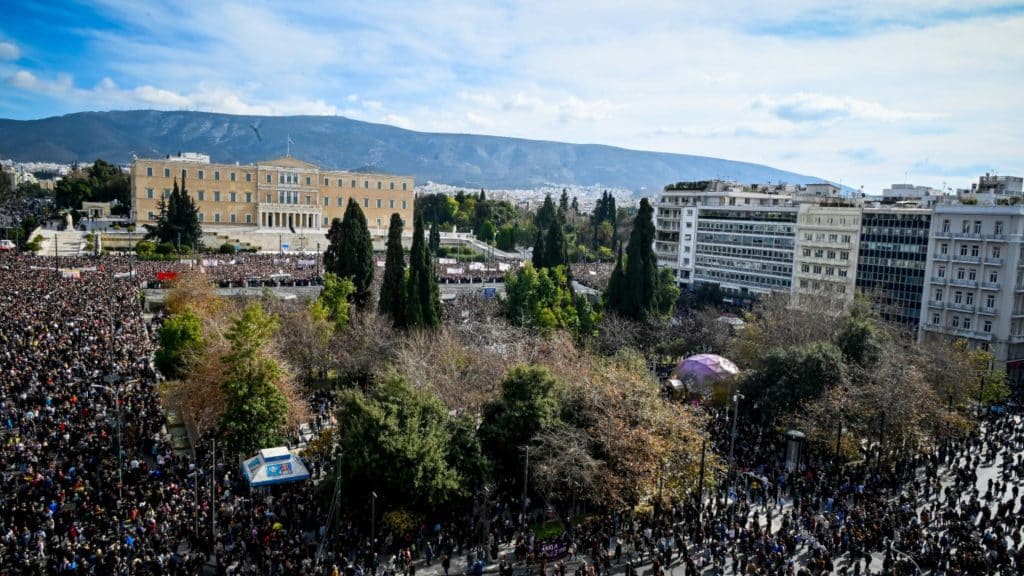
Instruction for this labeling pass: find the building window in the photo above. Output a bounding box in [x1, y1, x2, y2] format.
[935, 289, 943, 300]
[402, 200, 407, 209]
[198, 212, 204, 222]
[838, 269, 848, 278]
[402, 182, 407, 191]
[954, 291, 963, 304]
[995, 221, 1004, 234]
[840, 251, 849, 260]
[377, 181, 382, 189]
[364, 198, 369, 208]
[306, 176, 311, 186]
[956, 268, 964, 279]
[338, 179, 343, 186]
[146, 167, 153, 177]
[324, 177, 329, 186]
[163, 188, 171, 198]
[246, 173, 252, 182]
[993, 246, 1001, 258]
[937, 266, 946, 278]
[952, 316, 960, 328]
[390, 182, 395, 190]
[987, 294, 996, 308]
[974, 220, 982, 234]
[213, 191, 221, 202]
[984, 320, 992, 333]
[324, 196, 330, 206]
[230, 213, 236, 223]
[966, 292, 974, 305]
[363, 180, 369, 189]
[230, 172, 236, 182]
[971, 245, 979, 257]
[932, 313, 940, 325]
[306, 195, 312, 205]
[146, 188, 154, 199]
[964, 317, 972, 330]
[813, 265, 822, 274]
[990, 271, 998, 283]
[337, 197, 344, 207]
[147, 211, 155, 220]
[376, 199, 382, 208]
[960, 245, 968, 256]
[246, 214, 252, 224]
[214, 171, 220, 181]
[214, 213, 220, 223]
[968, 269, 977, 281]
[801, 264, 809, 273]
[229, 192, 236, 203]
[376, 218, 382, 228]
[164, 168, 171, 178]
[389, 199, 395, 209]
[245, 192, 252, 203]
[198, 170, 205, 180]
[351, 179, 357, 188]
[323, 217, 329, 226]
[198, 190, 205, 201]
[803, 248, 810, 257]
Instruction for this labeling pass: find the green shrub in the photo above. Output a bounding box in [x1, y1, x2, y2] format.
[219, 242, 237, 254]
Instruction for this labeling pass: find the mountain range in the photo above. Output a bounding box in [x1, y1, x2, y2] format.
[0, 110, 827, 193]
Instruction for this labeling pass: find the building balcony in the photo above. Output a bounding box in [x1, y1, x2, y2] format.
[927, 300, 945, 308]
[1010, 334, 1024, 344]
[951, 255, 981, 264]
[655, 250, 679, 261]
[948, 278, 978, 288]
[948, 302, 975, 313]
[984, 234, 1007, 242]
[923, 323, 992, 341]
[933, 254, 949, 262]
[981, 282, 1000, 291]
[980, 306, 998, 315]
[953, 232, 984, 240]
[934, 230, 953, 239]
[984, 257, 1003, 266]
[930, 276, 949, 285]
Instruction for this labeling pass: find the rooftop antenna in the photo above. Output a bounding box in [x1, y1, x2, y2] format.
[287, 135, 294, 157]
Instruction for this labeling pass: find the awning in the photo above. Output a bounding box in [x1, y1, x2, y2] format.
[241, 447, 311, 487]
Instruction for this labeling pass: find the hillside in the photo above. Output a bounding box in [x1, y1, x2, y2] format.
[0, 110, 826, 192]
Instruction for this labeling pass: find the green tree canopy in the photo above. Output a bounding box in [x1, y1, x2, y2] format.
[477, 219, 496, 245]
[327, 199, 375, 307]
[334, 375, 466, 512]
[219, 302, 290, 456]
[143, 174, 202, 249]
[314, 272, 355, 332]
[379, 213, 407, 326]
[405, 212, 441, 329]
[741, 341, 847, 423]
[154, 309, 204, 378]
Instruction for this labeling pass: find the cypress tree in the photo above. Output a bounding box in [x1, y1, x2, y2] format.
[323, 217, 344, 275]
[543, 217, 568, 269]
[379, 213, 406, 327]
[406, 212, 440, 329]
[338, 199, 375, 307]
[604, 245, 626, 313]
[532, 228, 546, 269]
[619, 198, 657, 319]
[535, 194, 556, 233]
[429, 213, 441, 255]
[558, 188, 569, 220]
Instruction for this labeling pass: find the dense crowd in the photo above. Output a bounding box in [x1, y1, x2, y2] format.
[2, 248, 1022, 575]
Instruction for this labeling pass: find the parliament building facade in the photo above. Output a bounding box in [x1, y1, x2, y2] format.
[131, 154, 415, 233]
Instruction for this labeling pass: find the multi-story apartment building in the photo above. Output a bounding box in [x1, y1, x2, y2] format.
[655, 181, 798, 304]
[856, 207, 931, 327]
[919, 204, 1024, 383]
[131, 153, 414, 234]
[791, 202, 862, 307]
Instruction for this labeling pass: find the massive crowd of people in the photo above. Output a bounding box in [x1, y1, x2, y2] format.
[1, 249, 1022, 575]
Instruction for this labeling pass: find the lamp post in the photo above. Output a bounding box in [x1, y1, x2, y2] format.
[371, 491, 378, 546]
[521, 446, 530, 528]
[697, 436, 706, 525]
[91, 380, 123, 501]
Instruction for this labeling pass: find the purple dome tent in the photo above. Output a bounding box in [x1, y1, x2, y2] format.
[669, 354, 739, 395]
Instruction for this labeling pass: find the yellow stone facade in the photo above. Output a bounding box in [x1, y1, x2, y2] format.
[131, 155, 414, 233]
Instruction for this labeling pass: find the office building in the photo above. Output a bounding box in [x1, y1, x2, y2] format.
[791, 202, 862, 307]
[856, 207, 932, 327]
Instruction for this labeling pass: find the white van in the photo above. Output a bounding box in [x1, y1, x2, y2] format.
[0, 240, 15, 251]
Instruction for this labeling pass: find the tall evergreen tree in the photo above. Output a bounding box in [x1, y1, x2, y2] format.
[558, 188, 570, 220]
[323, 217, 344, 275]
[535, 194, 557, 233]
[532, 228, 546, 269]
[336, 199, 375, 307]
[543, 217, 568, 269]
[429, 212, 441, 255]
[571, 196, 579, 213]
[604, 246, 626, 313]
[379, 213, 407, 326]
[612, 198, 657, 319]
[405, 212, 440, 329]
[144, 173, 201, 248]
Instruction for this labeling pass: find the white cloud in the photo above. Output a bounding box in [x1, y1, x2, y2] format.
[751, 92, 945, 124]
[0, 42, 19, 60]
[8, 70, 37, 89]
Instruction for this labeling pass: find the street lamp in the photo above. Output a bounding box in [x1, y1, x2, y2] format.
[371, 491, 378, 546]
[91, 379, 123, 501]
[726, 393, 744, 519]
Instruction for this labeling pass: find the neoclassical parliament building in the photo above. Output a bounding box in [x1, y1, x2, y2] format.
[131, 153, 415, 234]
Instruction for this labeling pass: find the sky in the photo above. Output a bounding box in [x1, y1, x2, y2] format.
[1, 0, 1022, 193]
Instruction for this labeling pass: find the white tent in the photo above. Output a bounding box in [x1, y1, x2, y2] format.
[241, 447, 311, 487]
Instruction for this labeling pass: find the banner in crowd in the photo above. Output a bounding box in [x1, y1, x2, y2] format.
[60, 268, 81, 279]
[445, 267, 464, 275]
[156, 271, 178, 282]
[297, 259, 316, 268]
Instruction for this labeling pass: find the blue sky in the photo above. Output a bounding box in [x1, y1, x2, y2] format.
[1, 0, 1023, 193]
